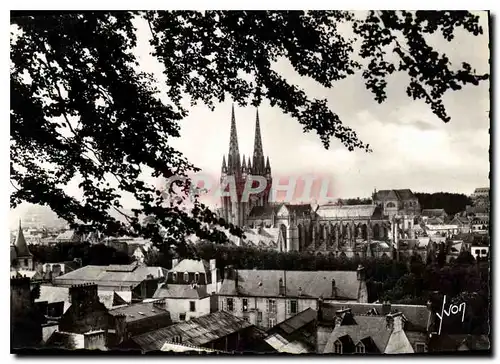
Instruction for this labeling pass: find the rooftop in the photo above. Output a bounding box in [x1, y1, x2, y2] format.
[131, 311, 252, 352]
[219, 269, 360, 300]
[108, 301, 170, 323]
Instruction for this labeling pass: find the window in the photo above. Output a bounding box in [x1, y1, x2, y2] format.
[189, 301, 196, 312]
[172, 335, 182, 344]
[386, 202, 396, 208]
[288, 299, 298, 315]
[267, 299, 277, 313]
[226, 298, 234, 312]
[242, 298, 248, 312]
[415, 343, 426, 353]
[268, 317, 276, 328]
[179, 313, 186, 321]
[257, 311, 263, 323]
[355, 343, 365, 353]
[184, 272, 189, 282]
[24, 259, 28, 266]
[334, 340, 343, 354]
[194, 273, 199, 283]
[243, 314, 250, 323]
[172, 272, 177, 283]
[481, 249, 487, 255]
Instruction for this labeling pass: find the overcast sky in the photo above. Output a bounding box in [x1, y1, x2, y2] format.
[133, 11, 490, 207]
[11, 11, 491, 225]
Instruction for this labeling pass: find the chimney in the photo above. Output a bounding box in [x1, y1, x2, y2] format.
[113, 314, 127, 344]
[331, 279, 337, 298]
[382, 301, 391, 315]
[172, 258, 179, 269]
[69, 283, 99, 310]
[356, 264, 365, 281]
[210, 259, 217, 289]
[334, 308, 351, 327]
[386, 311, 405, 333]
[278, 278, 285, 296]
[84, 330, 106, 350]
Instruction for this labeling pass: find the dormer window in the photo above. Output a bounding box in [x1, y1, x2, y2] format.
[172, 272, 177, 283]
[334, 340, 343, 354]
[184, 272, 189, 282]
[194, 272, 200, 283]
[355, 342, 365, 353]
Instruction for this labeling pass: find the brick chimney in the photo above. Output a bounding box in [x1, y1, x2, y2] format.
[331, 279, 337, 298]
[84, 330, 106, 350]
[386, 311, 405, 332]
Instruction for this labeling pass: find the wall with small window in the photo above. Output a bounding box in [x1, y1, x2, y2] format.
[164, 297, 212, 322]
[218, 295, 319, 329]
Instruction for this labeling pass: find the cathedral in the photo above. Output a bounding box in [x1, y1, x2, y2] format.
[218, 106, 421, 258]
[219, 105, 272, 227]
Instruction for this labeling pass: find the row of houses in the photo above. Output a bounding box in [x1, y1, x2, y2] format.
[12, 258, 489, 353]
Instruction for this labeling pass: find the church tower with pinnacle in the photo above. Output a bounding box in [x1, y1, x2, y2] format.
[220, 105, 272, 227]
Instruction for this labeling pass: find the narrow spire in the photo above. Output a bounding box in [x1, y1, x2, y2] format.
[228, 104, 241, 172]
[221, 155, 227, 172]
[242, 154, 247, 168]
[15, 219, 31, 257]
[266, 156, 271, 170]
[253, 108, 265, 174]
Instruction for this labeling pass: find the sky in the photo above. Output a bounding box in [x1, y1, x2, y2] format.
[132, 11, 490, 206]
[10, 11, 491, 225]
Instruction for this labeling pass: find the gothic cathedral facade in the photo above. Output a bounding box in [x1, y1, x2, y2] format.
[219, 106, 273, 227]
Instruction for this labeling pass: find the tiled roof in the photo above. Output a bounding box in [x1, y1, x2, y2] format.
[323, 315, 392, 353]
[315, 205, 378, 219]
[153, 283, 209, 299]
[108, 301, 170, 323]
[219, 270, 359, 300]
[374, 189, 416, 201]
[53, 264, 167, 288]
[131, 311, 252, 352]
[55, 230, 80, 241]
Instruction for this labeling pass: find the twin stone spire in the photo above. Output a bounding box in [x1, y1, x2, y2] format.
[221, 104, 271, 177]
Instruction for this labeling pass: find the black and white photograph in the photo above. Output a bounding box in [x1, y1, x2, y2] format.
[9, 9, 491, 355]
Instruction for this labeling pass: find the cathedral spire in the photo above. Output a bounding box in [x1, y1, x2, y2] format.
[253, 108, 265, 174]
[227, 104, 241, 172]
[221, 155, 227, 173]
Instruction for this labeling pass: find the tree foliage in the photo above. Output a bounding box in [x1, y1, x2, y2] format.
[11, 11, 488, 243]
[415, 192, 473, 216]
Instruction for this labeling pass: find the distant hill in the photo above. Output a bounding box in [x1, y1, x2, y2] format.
[414, 192, 473, 216]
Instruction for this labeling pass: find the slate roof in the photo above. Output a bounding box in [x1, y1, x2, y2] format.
[170, 259, 209, 274]
[14, 222, 31, 257]
[153, 283, 209, 299]
[248, 205, 278, 219]
[422, 209, 447, 217]
[35, 285, 131, 311]
[108, 301, 170, 323]
[130, 311, 252, 352]
[374, 189, 416, 201]
[242, 228, 282, 249]
[315, 205, 379, 219]
[53, 263, 167, 288]
[323, 316, 391, 353]
[264, 333, 311, 353]
[269, 308, 317, 335]
[219, 270, 359, 300]
[320, 302, 430, 332]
